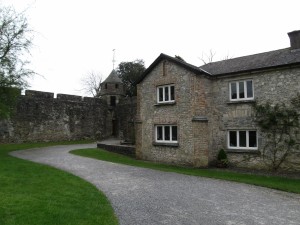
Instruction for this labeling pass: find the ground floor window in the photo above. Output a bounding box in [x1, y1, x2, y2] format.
[155, 125, 178, 143]
[228, 130, 257, 150]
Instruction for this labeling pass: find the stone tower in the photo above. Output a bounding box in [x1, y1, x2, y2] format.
[100, 70, 125, 137]
[100, 70, 125, 106]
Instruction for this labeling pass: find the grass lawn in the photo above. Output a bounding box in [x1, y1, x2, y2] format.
[71, 148, 300, 194]
[0, 141, 118, 225]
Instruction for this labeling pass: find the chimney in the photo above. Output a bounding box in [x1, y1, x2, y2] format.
[288, 30, 300, 50]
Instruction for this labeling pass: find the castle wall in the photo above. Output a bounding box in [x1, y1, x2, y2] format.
[0, 90, 113, 143]
[0, 89, 137, 144]
[116, 97, 137, 142]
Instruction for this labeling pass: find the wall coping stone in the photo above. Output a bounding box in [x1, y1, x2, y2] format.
[97, 143, 136, 157]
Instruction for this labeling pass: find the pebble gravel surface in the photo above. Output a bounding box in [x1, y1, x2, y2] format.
[11, 144, 300, 225]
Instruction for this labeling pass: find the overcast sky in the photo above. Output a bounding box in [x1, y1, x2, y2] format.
[2, 0, 299, 96]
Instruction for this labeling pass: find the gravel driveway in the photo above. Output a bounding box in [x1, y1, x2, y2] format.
[11, 144, 300, 225]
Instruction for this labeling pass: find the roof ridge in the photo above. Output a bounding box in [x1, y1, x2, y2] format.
[136, 53, 211, 84]
[159, 53, 211, 75]
[199, 48, 290, 67]
[199, 47, 300, 75]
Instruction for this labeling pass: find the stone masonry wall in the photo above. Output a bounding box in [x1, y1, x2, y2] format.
[210, 67, 300, 171]
[136, 60, 211, 167]
[137, 60, 300, 171]
[0, 90, 112, 143]
[116, 97, 137, 142]
[0, 89, 137, 144]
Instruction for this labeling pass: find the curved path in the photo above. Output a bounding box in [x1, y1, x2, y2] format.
[11, 144, 300, 225]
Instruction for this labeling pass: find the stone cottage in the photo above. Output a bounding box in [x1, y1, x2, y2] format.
[135, 30, 300, 170]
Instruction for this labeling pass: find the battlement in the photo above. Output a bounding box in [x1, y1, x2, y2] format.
[23, 90, 104, 104]
[25, 90, 54, 98]
[57, 93, 82, 101]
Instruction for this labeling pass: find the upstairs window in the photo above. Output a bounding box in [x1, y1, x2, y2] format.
[228, 130, 257, 150]
[230, 80, 253, 101]
[155, 125, 178, 143]
[110, 96, 116, 106]
[157, 84, 175, 103]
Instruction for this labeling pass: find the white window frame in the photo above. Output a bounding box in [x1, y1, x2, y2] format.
[227, 130, 258, 150]
[155, 125, 178, 143]
[157, 84, 175, 103]
[229, 80, 254, 101]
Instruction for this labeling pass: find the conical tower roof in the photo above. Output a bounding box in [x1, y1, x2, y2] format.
[103, 70, 122, 83]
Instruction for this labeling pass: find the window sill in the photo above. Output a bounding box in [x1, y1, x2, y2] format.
[226, 149, 260, 154]
[153, 142, 179, 147]
[227, 100, 255, 104]
[154, 102, 176, 106]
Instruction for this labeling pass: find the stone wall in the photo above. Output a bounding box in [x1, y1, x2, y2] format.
[210, 67, 300, 171]
[0, 90, 113, 143]
[97, 142, 135, 157]
[137, 59, 300, 171]
[116, 97, 137, 142]
[136, 60, 211, 167]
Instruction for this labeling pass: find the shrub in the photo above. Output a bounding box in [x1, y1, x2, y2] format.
[217, 149, 228, 167]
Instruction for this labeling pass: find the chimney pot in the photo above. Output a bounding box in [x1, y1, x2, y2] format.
[288, 30, 300, 49]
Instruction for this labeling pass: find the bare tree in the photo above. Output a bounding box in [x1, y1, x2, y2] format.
[222, 53, 234, 61]
[199, 49, 216, 65]
[199, 50, 233, 65]
[80, 71, 102, 97]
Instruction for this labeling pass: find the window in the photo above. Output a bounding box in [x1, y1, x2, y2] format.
[157, 85, 175, 103]
[110, 96, 116, 106]
[230, 80, 253, 101]
[155, 125, 178, 143]
[228, 130, 257, 150]
[115, 84, 119, 89]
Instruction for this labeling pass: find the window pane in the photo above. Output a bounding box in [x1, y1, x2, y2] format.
[164, 126, 170, 140]
[231, 83, 237, 99]
[229, 131, 237, 147]
[239, 131, 247, 147]
[172, 126, 177, 141]
[159, 88, 163, 102]
[157, 126, 163, 140]
[249, 131, 257, 147]
[246, 80, 253, 98]
[239, 82, 245, 99]
[164, 87, 169, 101]
[170, 86, 175, 101]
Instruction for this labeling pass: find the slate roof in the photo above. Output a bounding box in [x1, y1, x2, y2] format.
[103, 70, 122, 83]
[137, 46, 300, 84]
[199, 48, 300, 76]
